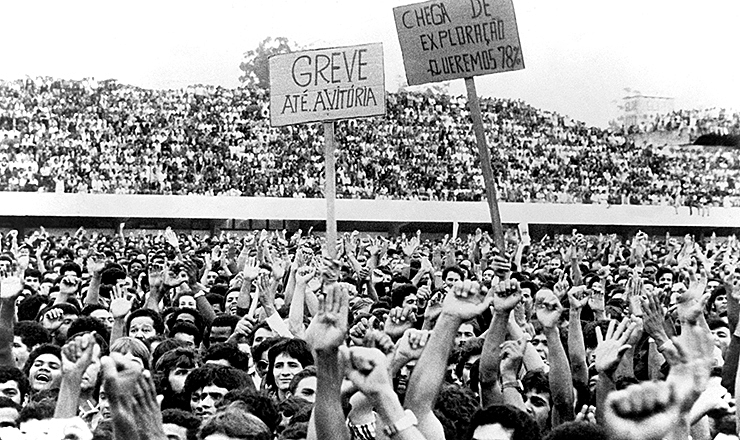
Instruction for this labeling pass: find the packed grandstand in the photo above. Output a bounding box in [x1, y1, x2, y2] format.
[0, 77, 738, 208]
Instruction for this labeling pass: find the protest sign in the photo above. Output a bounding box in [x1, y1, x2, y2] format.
[269, 43, 386, 127]
[394, 0, 524, 85]
[394, 0, 525, 250]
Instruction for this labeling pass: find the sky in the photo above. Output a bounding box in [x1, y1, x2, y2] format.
[1, 0, 738, 127]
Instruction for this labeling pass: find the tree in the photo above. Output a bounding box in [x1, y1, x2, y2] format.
[239, 37, 297, 89]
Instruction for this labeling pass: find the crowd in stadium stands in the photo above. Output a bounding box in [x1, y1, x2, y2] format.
[0, 77, 739, 209]
[0, 224, 735, 440]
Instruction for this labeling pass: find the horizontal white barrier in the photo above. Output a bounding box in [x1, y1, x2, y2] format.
[0, 193, 736, 228]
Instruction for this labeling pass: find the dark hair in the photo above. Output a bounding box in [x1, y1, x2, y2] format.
[465, 404, 541, 440]
[0, 366, 30, 403]
[167, 308, 205, 336]
[198, 402, 271, 440]
[265, 339, 314, 392]
[23, 269, 42, 281]
[155, 348, 199, 395]
[442, 266, 466, 282]
[67, 316, 110, 346]
[18, 296, 49, 322]
[288, 366, 316, 395]
[655, 267, 674, 283]
[435, 383, 479, 440]
[152, 338, 189, 367]
[204, 343, 250, 372]
[221, 389, 281, 434]
[14, 321, 50, 349]
[126, 308, 165, 335]
[18, 400, 55, 424]
[35, 303, 79, 322]
[522, 371, 551, 400]
[81, 304, 108, 316]
[252, 337, 286, 368]
[391, 284, 418, 308]
[247, 322, 273, 346]
[162, 409, 201, 440]
[455, 338, 484, 379]
[100, 266, 127, 286]
[208, 314, 239, 345]
[184, 365, 254, 396]
[22, 344, 61, 378]
[170, 321, 202, 347]
[544, 421, 607, 440]
[59, 262, 82, 278]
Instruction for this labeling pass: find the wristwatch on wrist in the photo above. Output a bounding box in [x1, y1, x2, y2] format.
[384, 409, 418, 437]
[501, 379, 524, 393]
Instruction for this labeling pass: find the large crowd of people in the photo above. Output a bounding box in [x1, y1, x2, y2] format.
[1, 77, 739, 207]
[0, 224, 734, 440]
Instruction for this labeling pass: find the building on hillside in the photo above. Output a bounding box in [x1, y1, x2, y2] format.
[622, 94, 675, 129]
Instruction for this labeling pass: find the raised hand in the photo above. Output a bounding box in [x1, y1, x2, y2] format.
[402, 231, 421, 257]
[442, 280, 493, 321]
[0, 274, 23, 301]
[574, 405, 597, 424]
[535, 289, 563, 329]
[295, 266, 316, 286]
[604, 380, 683, 440]
[393, 329, 431, 366]
[339, 346, 394, 398]
[87, 253, 106, 276]
[349, 316, 372, 346]
[362, 329, 395, 356]
[164, 227, 179, 250]
[553, 272, 569, 300]
[62, 332, 101, 376]
[499, 338, 527, 378]
[593, 318, 637, 376]
[163, 264, 188, 288]
[256, 273, 275, 310]
[384, 305, 417, 341]
[242, 256, 260, 281]
[229, 315, 256, 343]
[306, 283, 349, 353]
[641, 291, 669, 344]
[110, 285, 133, 319]
[59, 275, 80, 296]
[490, 279, 522, 314]
[567, 285, 591, 311]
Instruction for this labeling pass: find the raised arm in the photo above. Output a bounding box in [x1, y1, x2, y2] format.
[307, 283, 351, 440]
[567, 286, 590, 389]
[288, 266, 315, 339]
[479, 280, 522, 407]
[84, 254, 106, 306]
[55, 333, 100, 418]
[0, 275, 22, 367]
[405, 280, 492, 440]
[535, 288, 575, 426]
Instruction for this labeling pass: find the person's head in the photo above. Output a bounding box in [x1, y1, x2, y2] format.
[465, 404, 541, 440]
[265, 339, 314, 395]
[519, 281, 538, 315]
[170, 321, 202, 349]
[456, 338, 484, 387]
[198, 401, 271, 440]
[206, 293, 225, 315]
[252, 337, 284, 379]
[0, 366, 30, 406]
[0, 396, 21, 429]
[709, 286, 728, 316]
[522, 371, 552, 432]
[249, 323, 276, 352]
[126, 309, 165, 343]
[708, 317, 731, 359]
[82, 304, 116, 333]
[455, 320, 480, 348]
[656, 267, 674, 290]
[18, 400, 55, 434]
[110, 337, 151, 370]
[155, 348, 199, 395]
[204, 343, 250, 372]
[443, 267, 465, 289]
[67, 316, 110, 347]
[13, 321, 50, 370]
[162, 408, 201, 440]
[220, 389, 280, 435]
[23, 344, 62, 393]
[168, 309, 206, 337]
[543, 421, 607, 440]
[59, 262, 82, 279]
[435, 383, 479, 439]
[208, 315, 239, 346]
[288, 366, 316, 403]
[177, 294, 197, 310]
[390, 284, 418, 312]
[23, 269, 42, 292]
[184, 365, 254, 419]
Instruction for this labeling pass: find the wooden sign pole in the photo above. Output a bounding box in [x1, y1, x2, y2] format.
[465, 77, 505, 252]
[323, 121, 338, 260]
